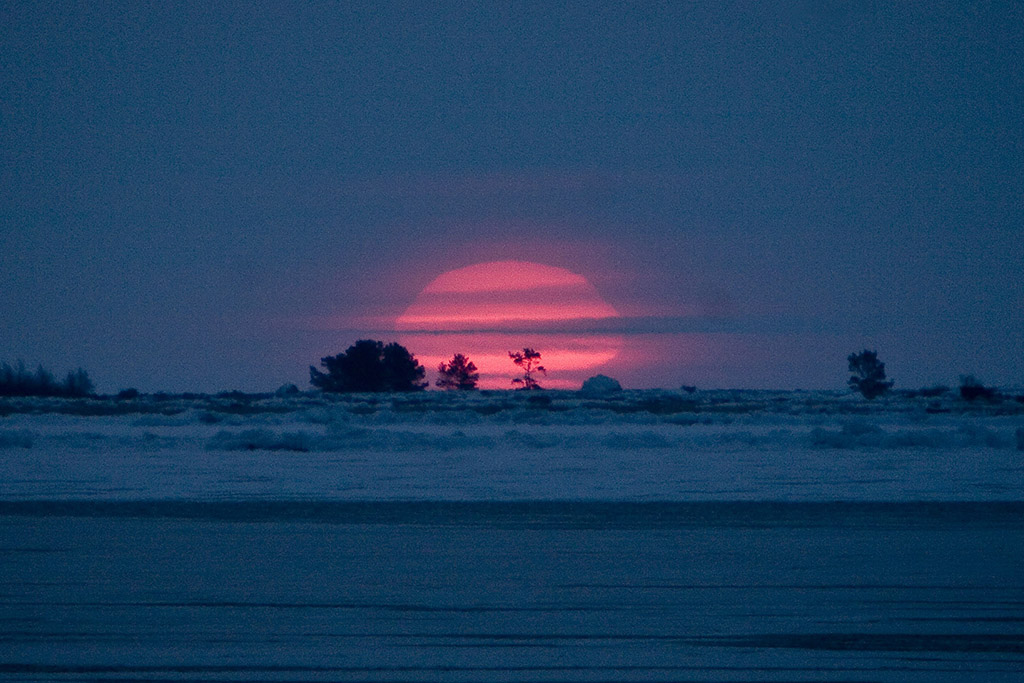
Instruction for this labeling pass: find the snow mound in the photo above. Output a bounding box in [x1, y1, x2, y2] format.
[579, 375, 623, 397]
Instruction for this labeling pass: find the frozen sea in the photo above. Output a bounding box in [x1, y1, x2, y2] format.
[2, 389, 1023, 681]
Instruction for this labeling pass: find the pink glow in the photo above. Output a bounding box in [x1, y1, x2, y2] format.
[397, 261, 622, 389]
[400, 332, 623, 390]
[398, 261, 618, 329]
[422, 260, 591, 294]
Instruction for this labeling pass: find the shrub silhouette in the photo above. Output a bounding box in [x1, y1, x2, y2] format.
[310, 340, 426, 392]
[959, 375, 997, 402]
[847, 350, 893, 399]
[509, 348, 546, 390]
[436, 353, 480, 390]
[0, 361, 93, 398]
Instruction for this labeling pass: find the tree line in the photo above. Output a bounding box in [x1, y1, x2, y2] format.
[0, 347, 1007, 400]
[309, 343, 1007, 401]
[847, 349, 1008, 402]
[0, 361, 94, 398]
[309, 339, 547, 392]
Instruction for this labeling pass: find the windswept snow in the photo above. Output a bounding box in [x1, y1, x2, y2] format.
[1, 389, 1022, 501]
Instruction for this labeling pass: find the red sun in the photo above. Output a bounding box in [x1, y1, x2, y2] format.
[397, 261, 622, 389]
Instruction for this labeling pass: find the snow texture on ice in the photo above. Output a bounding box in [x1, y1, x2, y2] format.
[1, 389, 1022, 501]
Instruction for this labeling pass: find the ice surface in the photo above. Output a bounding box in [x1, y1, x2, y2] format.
[1, 390, 1022, 501]
[1, 501, 1022, 682]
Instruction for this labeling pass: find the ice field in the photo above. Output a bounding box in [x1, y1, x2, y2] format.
[2, 389, 1023, 681]
[3, 501, 1023, 682]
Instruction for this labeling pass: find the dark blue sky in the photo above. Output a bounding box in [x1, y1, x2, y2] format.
[3, 2, 1022, 391]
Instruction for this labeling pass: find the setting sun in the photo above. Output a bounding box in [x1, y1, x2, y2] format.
[397, 261, 622, 388]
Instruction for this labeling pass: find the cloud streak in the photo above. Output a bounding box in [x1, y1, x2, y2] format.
[305, 314, 829, 337]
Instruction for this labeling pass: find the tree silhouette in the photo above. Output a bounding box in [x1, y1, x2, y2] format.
[847, 350, 893, 399]
[0, 361, 93, 398]
[436, 353, 480, 390]
[63, 368, 94, 397]
[381, 342, 428, 391]
[310, 340, 426, 392]
[509, 348, 546, 390]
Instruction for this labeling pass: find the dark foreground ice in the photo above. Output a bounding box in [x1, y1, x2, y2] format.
[2, 501, 1022, 682]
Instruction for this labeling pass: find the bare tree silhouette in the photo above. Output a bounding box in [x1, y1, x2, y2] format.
[509, 348, 546, 390]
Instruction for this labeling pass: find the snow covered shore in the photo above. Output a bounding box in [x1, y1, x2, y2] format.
[2, 389, 1021, 501]
[4, 391, 1022, 681]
